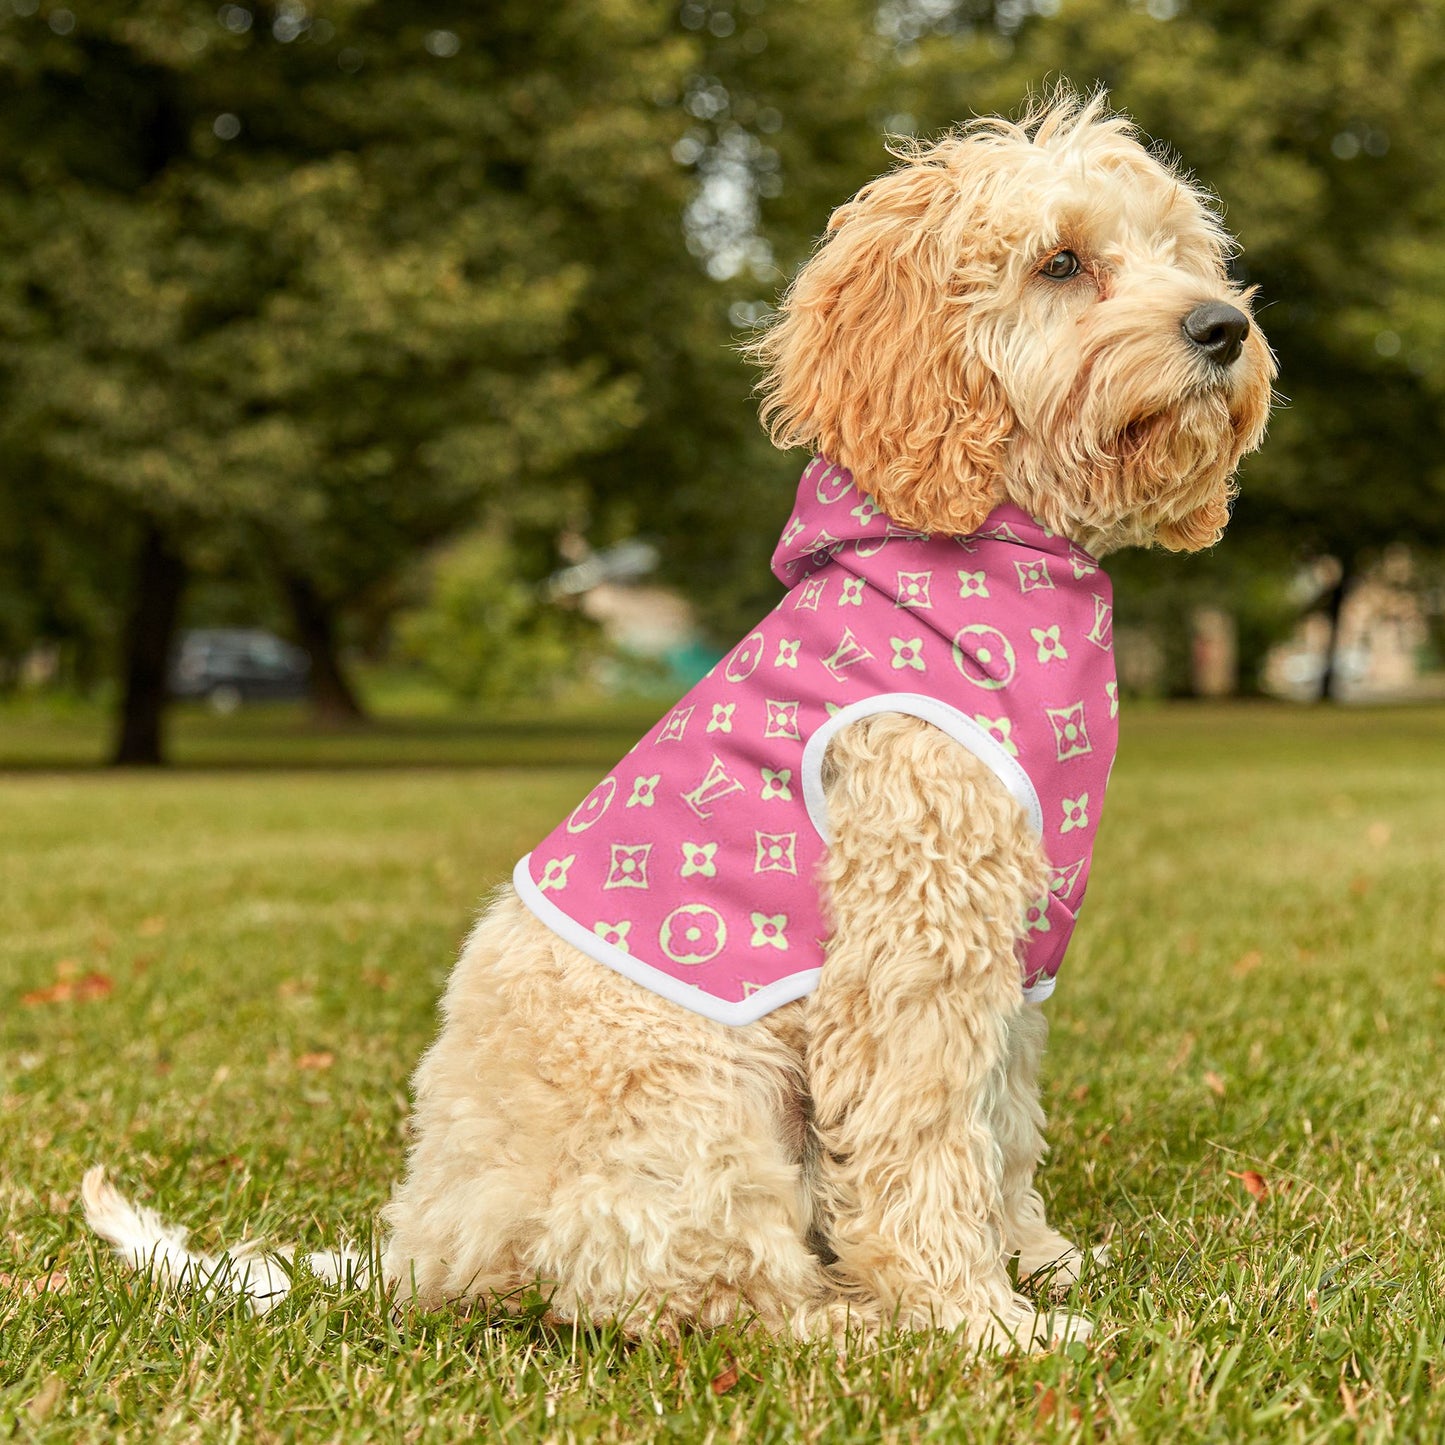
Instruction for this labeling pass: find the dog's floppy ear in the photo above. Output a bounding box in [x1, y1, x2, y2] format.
[750, 148, 1012, 535]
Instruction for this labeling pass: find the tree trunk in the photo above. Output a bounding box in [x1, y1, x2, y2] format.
[281, 571, 367, 725]
[1317, 555, 1355, 703]
[112, 524, 187, 766]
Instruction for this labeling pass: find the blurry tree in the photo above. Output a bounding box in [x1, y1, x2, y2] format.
[395, 531, 596, 705]
[9, 0, 1441, 746]
[0, 1, 693, 759]
[0, 0, 912, 756]
[575, 0, 891, 635]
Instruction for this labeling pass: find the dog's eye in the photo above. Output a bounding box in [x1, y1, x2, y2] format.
[1040, 250, 1081, 280]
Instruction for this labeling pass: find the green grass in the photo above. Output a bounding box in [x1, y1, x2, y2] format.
[2, 702, 1443, 1442]
[0, 685, 667, 771]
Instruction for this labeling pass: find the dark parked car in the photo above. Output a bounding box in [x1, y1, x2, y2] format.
[170, 629, 310, 712]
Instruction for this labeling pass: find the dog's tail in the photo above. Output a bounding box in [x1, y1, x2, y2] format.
[81, 1165, 368, 1315]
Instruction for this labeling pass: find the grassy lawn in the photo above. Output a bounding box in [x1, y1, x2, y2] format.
[2, 702, 1443, 1441]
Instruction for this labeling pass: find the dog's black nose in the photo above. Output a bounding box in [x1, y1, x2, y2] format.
[1182, 302, 1250, 367]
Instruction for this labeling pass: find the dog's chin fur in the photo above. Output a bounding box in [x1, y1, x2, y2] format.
[84, 88, 1272, 1355]
[1016, 371, 1272, 557]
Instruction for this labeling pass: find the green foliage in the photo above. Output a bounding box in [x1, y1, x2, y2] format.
[4, 0, 1445, 707]
[0, 0, 893, 680]
[395, 533, 597, 705]
[1109, 538, 1303, 695]
[0, 1, 681, 611]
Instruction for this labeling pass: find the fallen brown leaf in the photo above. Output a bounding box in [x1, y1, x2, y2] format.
[711, 1357, 740, 1396]
[1228, 1169, 1269, 1201]
[361, 969, 394, 992]
[295, 1051, 334, 1071]
[1433, 974, 1445, 990]
[1204, 1070, 1227, 1098]
[138, 915, 167, 937]
[1034, 1386, 1058, 1425]
[1232, 950, 1263, 977]
[0, 1268, 70, 1299]
[1070, 1083, 1090, 1103]
[21, 983, 68, 1006]
[21, 972, 113, 1007]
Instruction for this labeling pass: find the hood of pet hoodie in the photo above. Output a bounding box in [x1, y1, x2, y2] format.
[514, 455, 1119, 1026]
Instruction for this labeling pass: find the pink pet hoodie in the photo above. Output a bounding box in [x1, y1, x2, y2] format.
[514, 456, 1119, 1026]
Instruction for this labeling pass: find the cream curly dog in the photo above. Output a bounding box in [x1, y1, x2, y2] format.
[85, 92, 1273, 1351]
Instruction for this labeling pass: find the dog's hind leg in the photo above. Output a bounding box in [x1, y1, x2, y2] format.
[992, 1004, 1099, 1291]
[383, 893, 833, 1338]
[805, 713, 1090, 1350]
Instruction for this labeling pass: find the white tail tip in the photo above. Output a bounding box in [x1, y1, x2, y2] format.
[81, 1166, 368, 1315]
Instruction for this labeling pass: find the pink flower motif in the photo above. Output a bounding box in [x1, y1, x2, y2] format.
[1023, 896, 1051, 934]
[604, 843, 652, 890]
[764, 699, 801, 740]
[626, 774, 660, 807]
[1015, 558, 1054, 593]
[1046, 702, 1092, 761]
[655, 706, 693, 744]
[750, 912, 789, 950]
[957, 569, 989, 598]
[537, 854, 576, 893]
[1061, 794, 1089, 834]
[894, 570, 933, 609]
[753, 831, 797, 875]
[1049, 859, 1084, 901]
[680, 841, 718, 878]
[839, 577, 866, 606]
[659, 904, 727, 964]
[775, 638, 801, 668]
[1031, 625, 1068, 664]
[708, 702, 735, 733]
[760, 767, 793, 802]
[592, 920, 632, 953]
[972, 714, 1018, 756]
[890, 636, 926, 671]
[795, 576, 829, 610]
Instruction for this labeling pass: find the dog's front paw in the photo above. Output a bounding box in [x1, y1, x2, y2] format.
[972, 1294, 1093, 1353]
[1018, 1240, 1110, 1294]
[1032, 1307, 1093, 1348]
